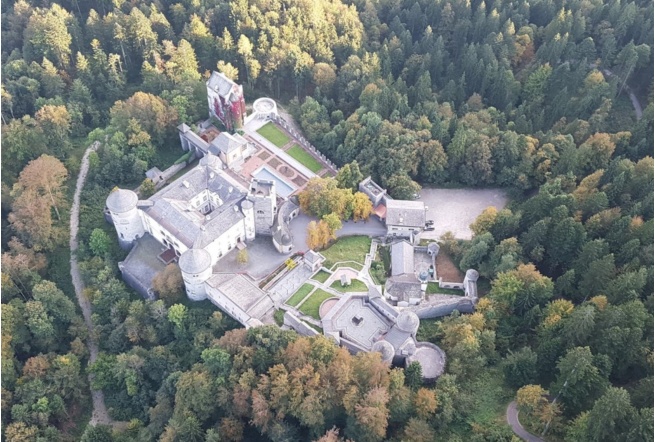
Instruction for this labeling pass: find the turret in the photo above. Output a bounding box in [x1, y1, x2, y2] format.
[106, 189, 144, 249]
[178, 248, 212, 301]
[241, 200, 256, 240]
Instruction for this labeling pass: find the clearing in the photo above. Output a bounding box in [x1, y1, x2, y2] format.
[419, 188, 508, 240]
[321, 236, 372, 269]
[286, 144, 323, 173]
[256, 121, 290, 147]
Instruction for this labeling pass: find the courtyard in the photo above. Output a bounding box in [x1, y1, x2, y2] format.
[419, 188, 509, 240]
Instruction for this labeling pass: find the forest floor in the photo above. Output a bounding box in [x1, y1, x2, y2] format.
[69, 141, 125, 430]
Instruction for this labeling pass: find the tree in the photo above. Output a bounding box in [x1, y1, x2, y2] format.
[9, 155, 67, 250]
[516, 384, 548, 414]
[35, 105, 71, 157]
[385, 174, 421, 200]
[413, 388, 438, 419]
[322, 213, 342, 239]
[586, 387, 637, 442]
[404, 361, 423, 390]
[23, 4, 73, 68]
[140, 178, 156, 198]
[351, 192, 373, 221]
[237, 249, 249, 265]
[152, 264, 184, 305]
[89, 229, 111, 257]
[552, 347, 609, 416]
[110, 92, 178, 146]
[502, 347, 538, 388]
[336, 161, 364, 191]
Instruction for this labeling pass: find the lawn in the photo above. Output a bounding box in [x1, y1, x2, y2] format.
[312, 270, 331, 283]
[321, 236, 371, 269]
[274, 309, 285, 326]
[426, 282, 464, 296]
[298, 289, 334, 320]
[286, 144, 323, 173]
[330, 278, 369, 292]
[257, 122, 290, 147]
[286, 283, 314, 307]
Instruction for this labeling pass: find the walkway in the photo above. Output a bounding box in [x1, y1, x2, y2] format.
[506, 401, 545, 442]
[69, 141, 115, 427]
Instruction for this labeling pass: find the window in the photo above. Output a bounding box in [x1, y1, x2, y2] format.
[257, 210, 265, 214]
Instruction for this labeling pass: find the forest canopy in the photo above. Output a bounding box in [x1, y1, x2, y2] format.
[1, 0, 652, 441]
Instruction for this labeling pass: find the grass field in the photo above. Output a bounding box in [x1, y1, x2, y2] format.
[426, 282, 464, 296]
[286, 283, 314, 307]
[330, 278, 368, 292]
[257, 122, 290, 147]
[286, 144, 323, 172]
[298, 289, 334, 319]
[312, 270, 331, 283]
[321, 236, 371, 269]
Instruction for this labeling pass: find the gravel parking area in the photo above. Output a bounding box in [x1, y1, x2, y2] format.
[419, 188, 509, 240]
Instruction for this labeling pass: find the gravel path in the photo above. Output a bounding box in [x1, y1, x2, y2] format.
[69, 141, 114, 427]
[506, 401, 545, 442]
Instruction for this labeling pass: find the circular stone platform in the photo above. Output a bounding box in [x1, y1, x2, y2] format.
[319, 297, 339, 319]
[253, 97, 279, 119]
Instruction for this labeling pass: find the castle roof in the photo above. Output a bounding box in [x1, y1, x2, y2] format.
[207, 71, 241, 102]
[106, 189, 138, 213]
[141, 154, 248, 248]
[210, 132, 247, 155]
[391, 240, 415, 276]
[385, 199, 426, 227]
[178, 248, 211, 274]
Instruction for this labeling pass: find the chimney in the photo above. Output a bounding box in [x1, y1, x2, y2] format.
[182, 180, 190, 188]
[228, 186, 233, 193]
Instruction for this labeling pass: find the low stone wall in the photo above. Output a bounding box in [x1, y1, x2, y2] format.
[283, 311, 318, 337]
[409, 296, 475, 319]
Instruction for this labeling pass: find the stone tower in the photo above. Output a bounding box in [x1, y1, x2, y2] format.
[178, 248, 213, 301]
[241, 199, 256, 241]
[106, 188, 145, 250]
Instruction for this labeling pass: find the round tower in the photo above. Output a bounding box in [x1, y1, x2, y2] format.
[372, 340, 395, 365]
[241, 200, 256, 240]
[396, 310, 420, 336]
[106, 189, 144, 249]
[178, 248, 212, 301]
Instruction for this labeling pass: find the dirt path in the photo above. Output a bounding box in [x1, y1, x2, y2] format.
[507, 401, 545, 442]
[69, 141, 114, 427]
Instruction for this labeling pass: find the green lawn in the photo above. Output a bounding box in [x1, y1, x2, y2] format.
[274, 309, 285, 326]
[321, 236, 372, 269]
[312, 270, 331, 283]
[257, 122, 290, 147]
[286, 283, 314, 307]
[426, 282, 463, 296]
[286, 144, 323, 173]
[298, 289, 334, 320]
[330, 278, 368, 292]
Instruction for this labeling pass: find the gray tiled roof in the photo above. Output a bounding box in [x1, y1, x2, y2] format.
[207, 71, 239, 100]
[207, 273, 269, 313]
[385, 275, 423, 302]
[391, 240, 415, 276]
[107, 189, 138, 213]
[385, 200, 426, 227]
[143, 155, 248, 248]
[209, 132, 247, 155]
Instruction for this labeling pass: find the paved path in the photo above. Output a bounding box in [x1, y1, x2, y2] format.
[506, 401, 545, 442]
[599, 67, 643, 120]
[69, 141, 115, 427]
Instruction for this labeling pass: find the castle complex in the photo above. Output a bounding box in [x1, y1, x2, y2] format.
[106, 71, 479, 381]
